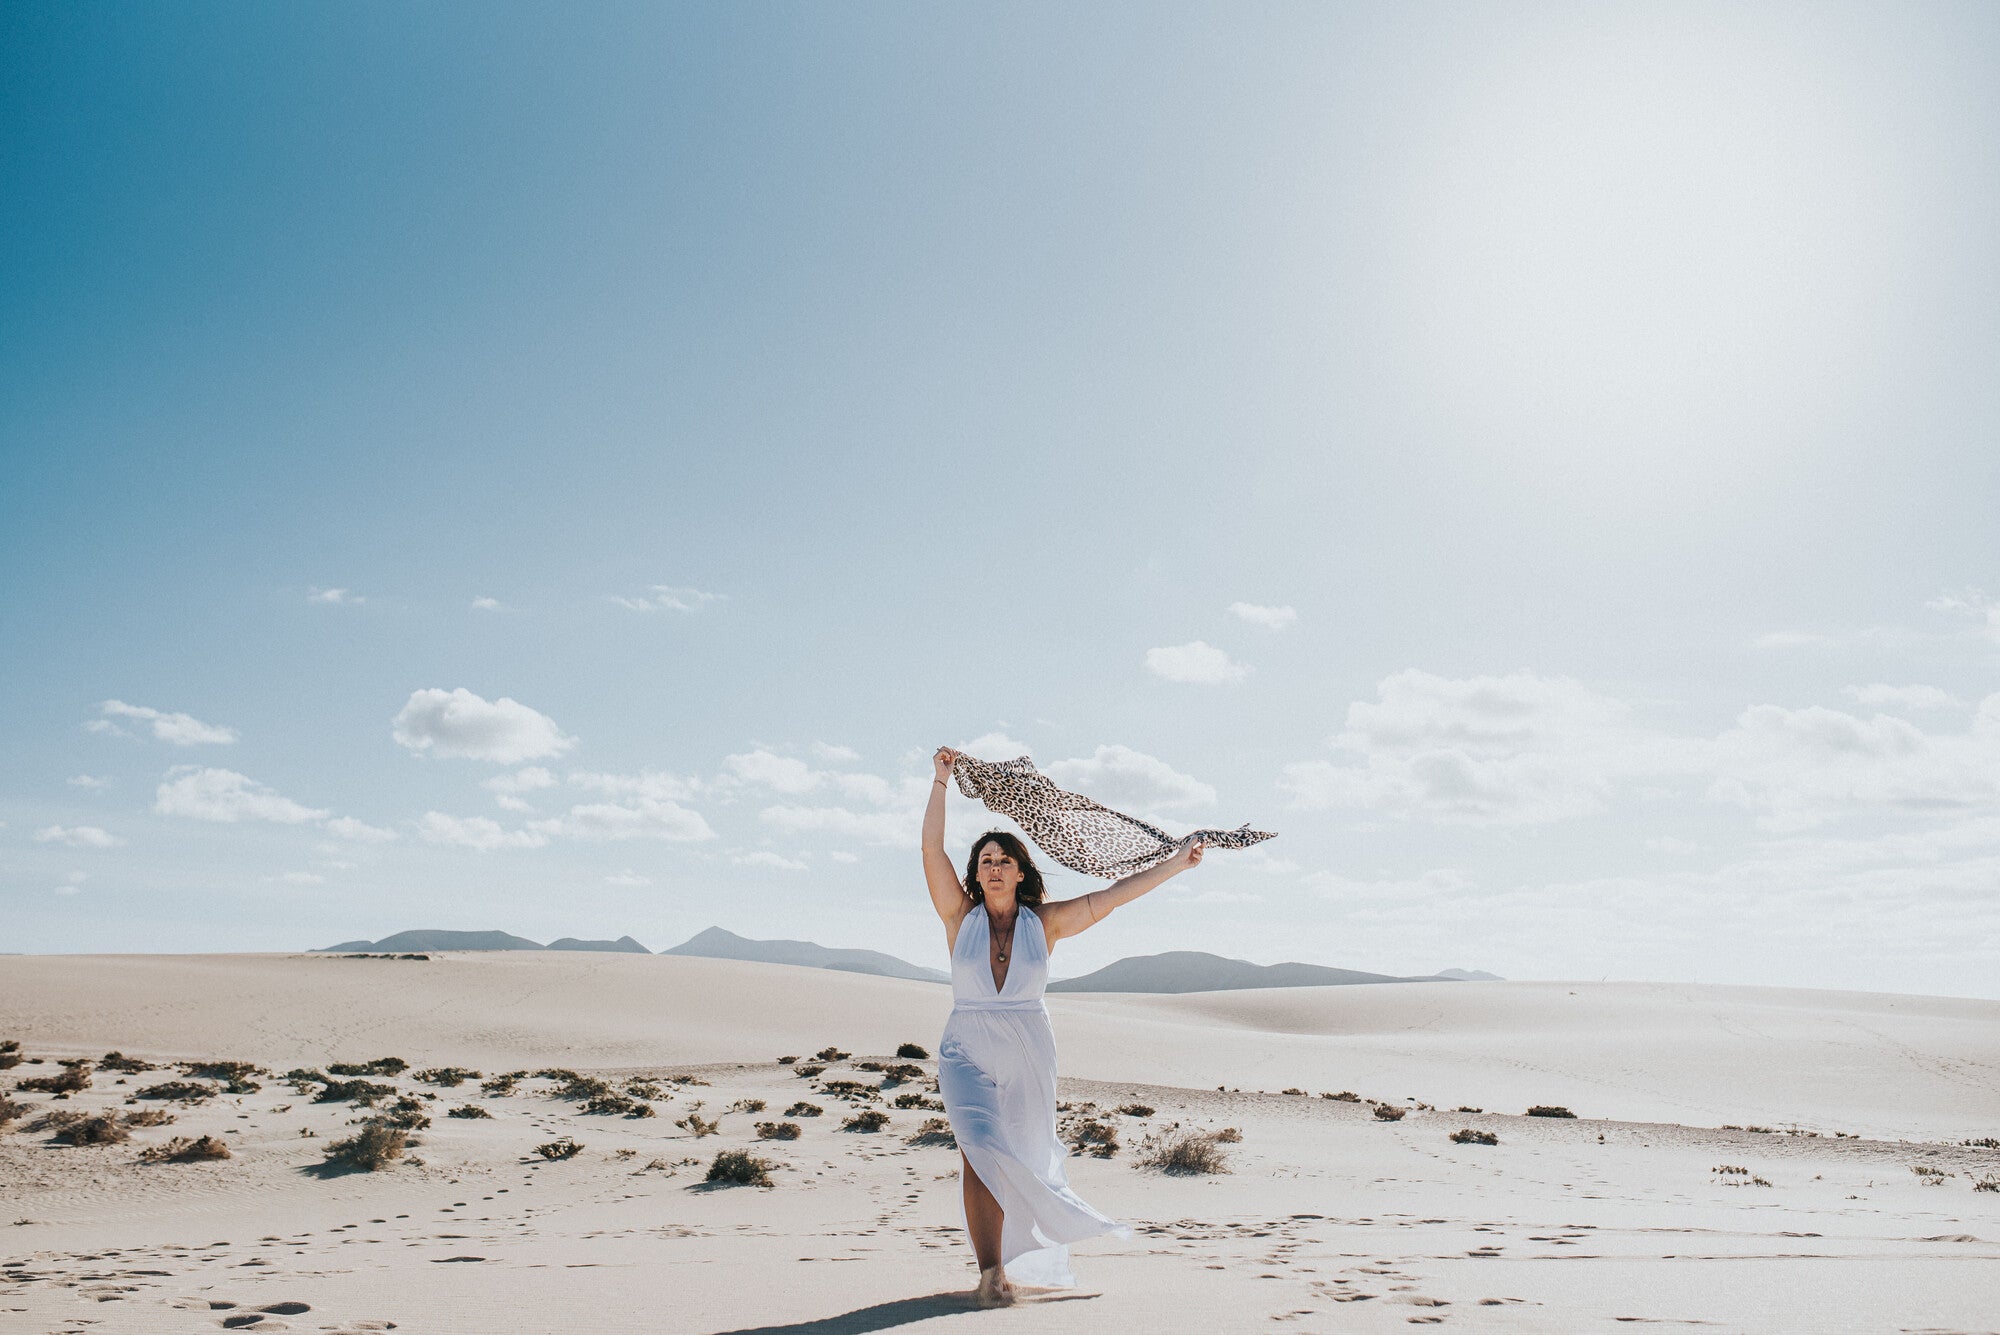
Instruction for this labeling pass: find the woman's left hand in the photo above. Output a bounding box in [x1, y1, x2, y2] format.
[1174, 838, 1206, 872]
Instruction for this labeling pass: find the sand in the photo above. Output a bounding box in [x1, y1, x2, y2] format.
[2, 951, 1997, 1333]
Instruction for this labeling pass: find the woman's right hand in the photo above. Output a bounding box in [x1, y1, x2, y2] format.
[933, 746, 961, 783]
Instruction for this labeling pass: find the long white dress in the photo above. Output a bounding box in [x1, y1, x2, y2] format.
[937, 901, 1133, 1288]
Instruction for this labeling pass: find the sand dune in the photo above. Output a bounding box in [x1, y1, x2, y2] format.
[3, 952, 1997, 1333]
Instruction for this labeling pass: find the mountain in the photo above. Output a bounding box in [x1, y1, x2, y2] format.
[312, 929, 644, 953]
[1046, 950, 1489, 994]
[662, 926, 948, 984]
[1434, 967, 1504, 982]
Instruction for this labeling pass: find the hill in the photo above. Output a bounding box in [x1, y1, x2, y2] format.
[661, 925, 947, 984]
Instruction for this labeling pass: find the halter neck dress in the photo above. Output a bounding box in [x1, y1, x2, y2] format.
[937, 901, 1132, 1288]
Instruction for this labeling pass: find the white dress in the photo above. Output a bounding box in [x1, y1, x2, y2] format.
[937, 901, 1133, 1287]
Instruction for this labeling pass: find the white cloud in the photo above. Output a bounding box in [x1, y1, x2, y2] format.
[34, 824, 123, 848]
[392, 688, 576, 764]
[605, 869, 652, 887]
[484, 766, 558, 794]
[84, 719, 120, 735]
[418, 812, 549, 850]
[828, 850, 860, 864]
[99, 700, 237, 746]
[1280, 669, 1699, 825]
[56, 871, 87, 896]
[567, 769, 700, 802]
[277, 871, 325, 885]
[607, 583, 725, 613]
[761, 804, 912, 847]
[1229, 601, 1297, 630]
[67, 774, 109, 789]
[1145, 641, 1251, 684]
[723, 750, 820, 794]
[155, 767, 330, 824]
[471, 596, 502, 611]
[322, 815, 398, 843]
[1045, 745, 1217, 813]
[733, 850, 808, 871]
[954, 732, 1034, 762]
[528, 800, 714, 843]
[1843, 684, 1964, 712]
[813, 741, 862, 763]
[494, 794, 533, 812]
[308, 587, 363, 604]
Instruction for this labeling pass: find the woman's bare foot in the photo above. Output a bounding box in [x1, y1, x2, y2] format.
[975, 1265, 1016, 1307]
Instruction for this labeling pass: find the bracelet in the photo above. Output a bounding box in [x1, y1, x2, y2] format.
[933, 779, 947, 787]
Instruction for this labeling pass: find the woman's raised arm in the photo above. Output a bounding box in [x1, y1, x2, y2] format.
[923, 746, 970, 927]
[1039, 839, 1205, 946]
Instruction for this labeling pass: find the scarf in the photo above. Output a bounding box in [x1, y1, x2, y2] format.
[949, 752, 1277, 879]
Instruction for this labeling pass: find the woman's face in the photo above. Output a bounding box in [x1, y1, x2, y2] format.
[975, 840, 1024, 901]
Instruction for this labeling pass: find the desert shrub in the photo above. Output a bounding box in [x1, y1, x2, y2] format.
[815, 1046, 850, 1062]
[1454, 1106, 1484, 1114]
[896, 1042, 929, 1059]
[53, 1112, 129, 1146]
[856, 1060, 885, 1072]
[820, 1080, 879, 1102]
[907, 1117, 956, 1148]
[786, 1101, 823, 1118]
[1526, 1106, 1576, 1119]
[1373, 1104, 1405, 1122]
[282, 1067, 329, 1091]
[1214, 1126, 1243, 1142]
[842, 1108, 890, 1133]
[122, 1107, 176, 1127]
[1962, 1137, 1999, 1149]
[1137, 1131, 1231, 1175]
[550, 1075, 613, 1101]
[1321, 1091, 1359, 1102]
[534, 1067, 582, 1083]
[776, 1055, 799, 1065]
[893, 1092, 943, 1111]
[328, 1058, 407, 1077]
[793, 1064, 825, 1080]
[878, 1064, 925, 1084]
[583, 1094, 655, 1118]
[99, 1051, 157, 1074]
[1282, 1088, 1305, 1096]
[447, 1104, 493, 1119]
[1913, 1164, 1948, 1184]
[315, 1079, 396, 1105]
[536, 1136, 583, 1160]
[669, 1074, 709, 1086]
[728, 1098, 766, 1114]
[370, 1097, 432, 1130]
[137, 1080, 217, 1103]
[675, 1110, 720, 1137]
[0, 1039, 20, 1070]
[705, 1149, 774, 1186]
[0, 1094, 28, 1127]
[1450, 1128, 1498, 1145]
[1713, 1165, 1749, 1175]
[1974, 1178, 1999, 1192]
[1116, 1103, 1154, 1117]
[18, 1064, 91, 1095]
[413, 1067, 481, 1088]
[480, 1071, 527, 1095]
[624, 1079, 665, 1100]
[756, 1121, 801, 1140]
[140, 1134, 232, 1162]
[324, 1121, 408, 1170]
[1069, 1119, 1118, 1157]
[178, 1060, 264, 1092]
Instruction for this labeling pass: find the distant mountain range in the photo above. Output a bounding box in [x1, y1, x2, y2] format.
[1046, 951, 1500, 993]
[315, 930, 651, 954]
[313, 926, 1497, 992]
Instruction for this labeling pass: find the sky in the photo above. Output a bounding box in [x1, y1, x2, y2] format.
[3, 1, 1997, 999]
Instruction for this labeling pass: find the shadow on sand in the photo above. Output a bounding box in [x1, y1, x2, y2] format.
[706, 1288, 1099, 1334]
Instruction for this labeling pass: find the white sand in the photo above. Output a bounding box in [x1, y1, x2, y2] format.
[3, 951, 1997, 1333]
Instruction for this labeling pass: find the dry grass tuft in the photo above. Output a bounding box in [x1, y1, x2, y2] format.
[893, 1092, 943, 1111]
[1068, 1119, 1119, 1157]
[447, 1104, 493, 1119]
[1526, 1106, 1576, 1119]
[706, 1149, 775, 1186]
[328, 1057, 408, 1077]
[907, 1117, 956, 1148]
[323, 1121, 409, 1171]
[814, 1046, 850, 1062]
[314, 1079, 396, 1106]
[792, 1063, 826, 1080]
[1450, 1128, 1498, 1145]
[727, 1098, 766, 1114]
[0, 1038, 21, 1070]
[53, 1112, 130, 1146]
[1214, 1126, 1242, 1142]
[17, 1064, 91, 1095]
[136, 1080, 217, 1104]
[1115, 1103, 1155, 1117]
[177, 1061, 264, 1092]
[674, 1108, 720, 1137]
[121, 1107, 176, 1127]
[1320, 1091, 1359, 1102]
[786, 1101, 823, 1118]
[413, 1067, 481, 1087]
[896, 1042, 929, 1059]
[776, 1055, 799, 1065]
[820, 1080, 880, 1102]
[140, 1134, 231, 1162]
[1372, 1104, 1406, 1122]
[582, 1094, 655, 1118]
[481, 1071, 528, 1096]
[98, 1051, 157, 1074]
[536, 1136, 583, 1160]
[0, 1094, 28, 1128]
[1136, 1130, 1231, 1175]
[841, 1108, 890, 1133]
[756, 1120, 802, 1140]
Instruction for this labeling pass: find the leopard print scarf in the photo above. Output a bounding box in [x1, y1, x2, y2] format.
[950, 753, 1276, 879]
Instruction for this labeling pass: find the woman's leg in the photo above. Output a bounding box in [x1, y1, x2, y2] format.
[961, 1150, 1004, 1270]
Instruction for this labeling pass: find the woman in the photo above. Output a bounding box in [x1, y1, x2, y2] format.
[922, 744, 1207, 1307]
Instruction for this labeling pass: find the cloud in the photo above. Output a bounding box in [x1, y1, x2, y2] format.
[605, 869, 652, 887]
[1842, 684, 1963, 711]
[1145, 641, 1250, 684]
[813, 741, 862, 763]
[484, 766, 558, 794]
[67, 774, 109, 789]
[155, 767, 330, 824]
[566, 769, 700, 802]
[56, 870, 87, 896]
[733, 850, 808, 871]
[308, 587, 363, 604]
[471, 596, 502, 611]
[392, 688, 576, 763]
[828, 850, 860, 864]
[34, 825, 123, 848]
[723, 750, 820, 794]
[955, 732, 1033, 761]
[418, 812, 550, 850]
[761, 804, 912, 847]
[1279, 669, 1699, 825]
[1228, 601, 1297, 630]
[98, 700, 237, 746]
[607, 584, 725, 613]
[322, 815, 398, 843]
[1044, 745, 1217, 813]
[528, 800, 714, 843]
[494, 794, 533, 812]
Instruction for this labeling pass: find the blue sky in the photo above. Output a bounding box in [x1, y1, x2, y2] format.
[4, 2, 1998, 998]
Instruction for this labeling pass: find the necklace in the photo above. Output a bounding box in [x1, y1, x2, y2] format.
[992, 911, 1015, 962]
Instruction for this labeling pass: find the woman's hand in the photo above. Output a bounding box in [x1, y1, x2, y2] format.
[1168, 838, 1206, 874]
[932, 746, 962, 784]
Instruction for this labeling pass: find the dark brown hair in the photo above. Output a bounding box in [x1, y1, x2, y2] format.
[962, 829, 1046, 908]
